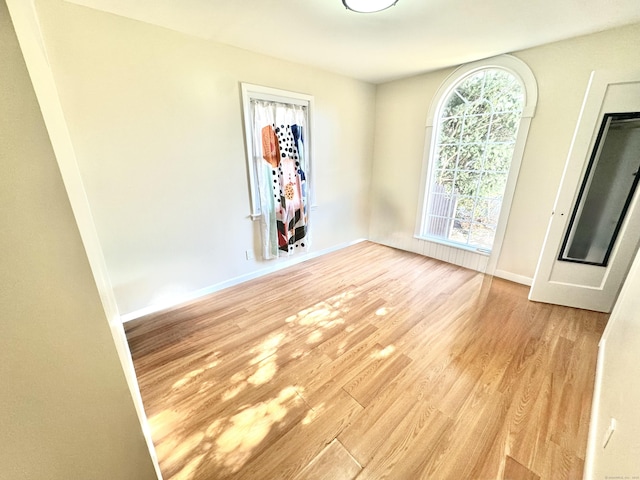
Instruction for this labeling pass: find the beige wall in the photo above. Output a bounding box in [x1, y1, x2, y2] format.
[0, 1, 157, 478]
[7, 0, 640, 475]
[34, 0, 376, 317]
[33, 0, 640, 314]
[370, 22, 640, 280]
[587, 247, 640, 478]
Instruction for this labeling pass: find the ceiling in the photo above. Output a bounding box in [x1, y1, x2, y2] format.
[65, 0, 640, 84]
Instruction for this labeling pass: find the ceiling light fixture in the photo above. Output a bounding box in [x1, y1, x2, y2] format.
[342, 0, 399, 13]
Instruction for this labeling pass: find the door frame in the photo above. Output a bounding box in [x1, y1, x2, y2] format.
[530, 67, 640, 312]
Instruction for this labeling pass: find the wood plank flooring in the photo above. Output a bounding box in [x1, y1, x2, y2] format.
[125, 241, 608, 480]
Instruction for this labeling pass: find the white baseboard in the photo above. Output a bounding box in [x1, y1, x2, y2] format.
[120, 238, 366, 323]
[493, 269, 533, 286]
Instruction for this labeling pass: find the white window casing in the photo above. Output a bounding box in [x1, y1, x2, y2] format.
[415, 55, 538, 274]
[241, 82, 315, 220]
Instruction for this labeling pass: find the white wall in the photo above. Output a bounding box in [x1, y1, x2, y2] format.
[34, 0, 376, 317]
[25, 2, 640, 315]
[369, 22, 640, 282]
[586, 247, 640, 478]
[0, 1, 157, 477]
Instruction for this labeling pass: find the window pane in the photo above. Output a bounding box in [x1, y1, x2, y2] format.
[484, 70, 523, 112]
[455, 144, 484, 171]
[489, 112, 519, 142]
[434, 145, 458, 170]
[484, 144, 512, 172]
[440, 117, 463, 144]
[462, 114, 490, 143]
[469, 222, 496, 249]
[455, 72, 484, 103]
[455, 171, 482, 196]
[454, 196, 475, 222]
[433, 169, 455, 194]
[427, 187, 457, 237]
[423, 67, 525, 252]
[426, 215, 453, 238]
[468, 100, 492, 116]
[479, 172, 508, 198]
[472, 198, 492, 223]
[487, 198, 503, 224]
[442, 91, 467, 117]
[473, 197, 503, 223]
[450, 223, 469, 244]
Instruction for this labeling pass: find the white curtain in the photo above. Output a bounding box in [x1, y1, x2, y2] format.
[251, 100, 310, 259]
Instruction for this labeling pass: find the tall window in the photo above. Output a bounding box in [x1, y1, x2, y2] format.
[421, 68, 524, 252]
[241, 83, 314, 260]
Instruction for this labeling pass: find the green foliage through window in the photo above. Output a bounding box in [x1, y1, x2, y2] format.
[424, 68, 524, 251]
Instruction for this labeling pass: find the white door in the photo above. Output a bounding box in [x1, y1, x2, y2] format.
[530, 69, 640, 313]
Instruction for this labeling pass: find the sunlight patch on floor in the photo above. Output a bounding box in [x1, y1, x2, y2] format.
[212, 386, 300, 473]
[284, 291, 358, 347]
[219, 335, 287, 401]
[289, 348, 306, 359]
[221, 383, 245, 402]
[169, 453, 206, 480]
[371, 345, 396, 359]
[247, 356, 278, 385]
[165, 431, 205, 467]
[147, 288, 371, 479]
[301, 401, 324, 425]
[171, 368, 204, 389]
[149, 409, 187, 441]
[171, 358, 220, 390]
[198, 380, 214, 394]
[152, 385, 304, 479]
[249, 333, 286, 365]
[153, 428, 207, 475]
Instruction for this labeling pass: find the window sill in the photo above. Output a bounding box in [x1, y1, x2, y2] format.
[413, 234, 491, 256]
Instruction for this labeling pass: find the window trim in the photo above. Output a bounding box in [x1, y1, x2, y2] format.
[241, 83, 315, 219]
[415, 55, 538, 273]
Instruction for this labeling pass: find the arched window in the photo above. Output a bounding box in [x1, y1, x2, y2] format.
[416, 55, 537, 270]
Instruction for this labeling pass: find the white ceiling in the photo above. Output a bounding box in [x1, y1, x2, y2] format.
[65, 0, 640, 83]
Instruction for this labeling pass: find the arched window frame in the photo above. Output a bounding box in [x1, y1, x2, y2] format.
[415, 54, 538, 273]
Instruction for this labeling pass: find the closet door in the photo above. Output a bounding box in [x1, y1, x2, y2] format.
[530, 69, 640, 313]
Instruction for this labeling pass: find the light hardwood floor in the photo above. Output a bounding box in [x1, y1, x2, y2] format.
[125, 241, 608, 480]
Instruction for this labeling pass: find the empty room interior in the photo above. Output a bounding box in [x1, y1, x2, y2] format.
[3, 0, 640, 479]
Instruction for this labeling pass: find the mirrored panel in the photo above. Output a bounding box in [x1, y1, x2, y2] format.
[559, 112, 640, 266]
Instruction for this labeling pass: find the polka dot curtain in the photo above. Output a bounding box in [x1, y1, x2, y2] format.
[251, 100, 310, 259]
